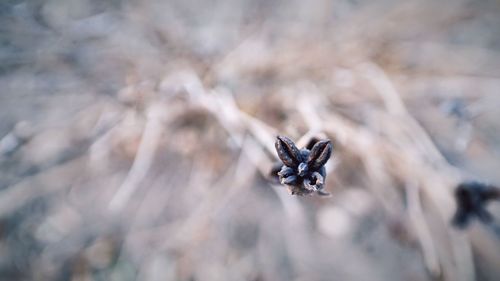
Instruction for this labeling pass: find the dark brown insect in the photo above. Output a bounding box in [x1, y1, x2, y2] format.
[452, 181, 500, 229]
[272, 135, 333, 196]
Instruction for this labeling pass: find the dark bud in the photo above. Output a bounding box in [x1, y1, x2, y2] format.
[452, 181, 499, 229]
[272, 135, 333, 197]
[278, 166, 295, 178]
[481, 186, 500, 201]
[476, 207, 494, 224]
[278, 166, 298, 185]
[275, 135, 303, 168]
[281, 175, 298, 185]
[307, 140, 332, 171]
[268, 162, 284, 184]
[452, 207, 469, 229]
[303, 171, 324, 191]
[305, 137, 321, 150]
[297, 162, 309, 177]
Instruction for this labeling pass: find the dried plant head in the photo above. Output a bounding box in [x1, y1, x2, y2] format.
[272, 135, 333, 197]
[452, 181, 500, 229]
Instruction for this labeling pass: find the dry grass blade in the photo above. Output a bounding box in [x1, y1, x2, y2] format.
[406, 182, 440, 277]
[109, 105, 167, 212]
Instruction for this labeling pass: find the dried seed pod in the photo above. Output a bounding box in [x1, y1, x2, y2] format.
[275, 135, 303, 168]
[312, 171, 325, 187]
[297, 162, 309, 177]
[307, 140, 332, 171]
[480, 186, 500, 201]
[305, 137, 321, 150]
[278, 166, 295, 178]
[452, 181, 500, 228]
[281, 175, 298, 185]
[268, 162, 284, 184]
[273, 135, 333, 197]
[303, 171, 325, 191]
[303, 178, 315, 191]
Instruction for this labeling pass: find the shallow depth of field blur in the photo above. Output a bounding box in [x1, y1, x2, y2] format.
[1, 0, 500, 280]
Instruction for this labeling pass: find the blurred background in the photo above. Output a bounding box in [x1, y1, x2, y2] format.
[1, 0, 500, 280]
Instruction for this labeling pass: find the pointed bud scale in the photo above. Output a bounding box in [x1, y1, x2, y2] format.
[275, 135, 302, 168]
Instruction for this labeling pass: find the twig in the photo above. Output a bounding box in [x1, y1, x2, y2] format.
[0, 157, 86, 217]
[109, 104, 166, 212]
[406, 182, 441, 277]
[358, 62, 448, 166]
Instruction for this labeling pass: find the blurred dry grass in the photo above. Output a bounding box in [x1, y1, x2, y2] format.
[1, 0, 500, 280]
